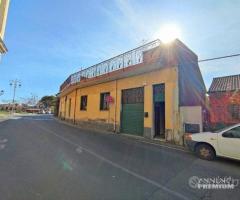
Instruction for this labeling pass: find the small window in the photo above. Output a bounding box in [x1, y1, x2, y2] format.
[100, 92, 110, 110]
[80, 95, 87, 111]
[228, 104, 240, 120]
[222, 126, 240, 138]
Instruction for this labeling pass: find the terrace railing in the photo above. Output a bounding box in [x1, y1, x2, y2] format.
[60, 39, 161, 91]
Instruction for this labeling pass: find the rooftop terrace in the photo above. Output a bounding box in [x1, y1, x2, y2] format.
[60, 39, 161, 91]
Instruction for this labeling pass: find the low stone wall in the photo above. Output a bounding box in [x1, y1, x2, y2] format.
[75, 120, 114, 132]
[59, 118, 184, 146]
[61, 118, 115, 132]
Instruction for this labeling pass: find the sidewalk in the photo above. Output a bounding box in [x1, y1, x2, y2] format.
[0, 112, 27, 122]
[0, 116, 12, 122]
[117, 133, 189, 152]
[0, 112, 11, 122]
[56, 118, 189, 153]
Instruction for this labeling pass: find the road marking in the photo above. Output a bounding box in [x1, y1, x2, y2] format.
[0, 138, 8, 143]
[0, 138, 7, 151]
[11, 117, 22, 120]
[35, 124, 190, 200]
[58, 119, 189, 153]
[76, 147, 83, 154]
[0, 144, 6, 150]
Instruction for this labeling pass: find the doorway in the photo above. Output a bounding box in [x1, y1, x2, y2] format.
[121, 87, 144, 136]
[153, 84, 165, 138]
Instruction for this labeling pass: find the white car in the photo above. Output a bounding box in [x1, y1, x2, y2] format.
[185, 123, 240, 161]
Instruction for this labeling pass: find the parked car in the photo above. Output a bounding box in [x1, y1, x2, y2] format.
[185, 123, 240, 161]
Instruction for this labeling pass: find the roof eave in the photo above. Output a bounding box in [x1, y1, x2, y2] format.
[0, 37, 8, 54]
[208, 89, 240, 93]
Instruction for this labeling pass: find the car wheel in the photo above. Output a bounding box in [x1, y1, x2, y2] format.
[195, 144, 215, 161]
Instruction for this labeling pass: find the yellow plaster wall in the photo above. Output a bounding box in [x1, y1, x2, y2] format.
[59, 66, 178, 130]
[74, 81, 117, 123]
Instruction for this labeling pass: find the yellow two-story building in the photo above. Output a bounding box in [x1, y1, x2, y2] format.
[0, 0, 10, 55]
[58, 39, 206, 145]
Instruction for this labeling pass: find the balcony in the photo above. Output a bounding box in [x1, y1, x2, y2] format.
[60, 39, 161, 91]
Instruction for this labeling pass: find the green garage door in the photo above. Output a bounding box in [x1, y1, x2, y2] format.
[121, 87, 144, 136]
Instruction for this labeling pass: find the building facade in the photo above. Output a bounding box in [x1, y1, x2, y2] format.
[209, 74, 240, 127]
[58, 39, 206, 145]
[0, 0, 10, 55]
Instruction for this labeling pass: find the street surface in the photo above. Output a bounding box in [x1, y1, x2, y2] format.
[0, 115, 239, 200]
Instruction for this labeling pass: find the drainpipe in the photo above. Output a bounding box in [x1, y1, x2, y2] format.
[114, 79, 118, 132]
[73, 89, 77, 124]
[64, 96, 67, 119]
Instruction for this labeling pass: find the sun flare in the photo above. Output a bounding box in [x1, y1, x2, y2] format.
[155, 24, 181, 43]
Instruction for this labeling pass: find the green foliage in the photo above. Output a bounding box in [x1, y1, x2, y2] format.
[39, 95, 57, 108]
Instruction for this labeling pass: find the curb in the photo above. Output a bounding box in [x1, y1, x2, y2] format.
[0, 117, 10, 123]
[117, 133, 190, 152]
[55, 117, 190, 153]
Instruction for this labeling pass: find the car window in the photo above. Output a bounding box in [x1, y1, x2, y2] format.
[222, 126, 240, 138]
[213, 126, 230, 133]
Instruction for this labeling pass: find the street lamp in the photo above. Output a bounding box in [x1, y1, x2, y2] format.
[9, 79, 21, 113]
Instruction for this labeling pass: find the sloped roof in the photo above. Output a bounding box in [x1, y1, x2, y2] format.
[209, 74, 240, 92]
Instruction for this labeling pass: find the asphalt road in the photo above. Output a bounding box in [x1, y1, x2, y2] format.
[0, 115, 239, 200]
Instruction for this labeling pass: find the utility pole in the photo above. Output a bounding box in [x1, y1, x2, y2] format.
[30, 93, 38, 106]
[9, 79, 21, 113]
[29, 93, 38, 114]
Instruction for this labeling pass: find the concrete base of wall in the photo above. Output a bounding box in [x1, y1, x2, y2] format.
[62, 118, 115, 132]
[164, 129, 184, 145]
[75, 120, 114, 132]
[59, 118, 184, 146]
[144, 127, 152, 139]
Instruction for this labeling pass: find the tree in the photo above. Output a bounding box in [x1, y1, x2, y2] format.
[54, 97, 60, 116]
[39, 95, 57, 109]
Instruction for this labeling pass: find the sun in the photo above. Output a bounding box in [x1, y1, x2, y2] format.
[155, 24, 181, 43]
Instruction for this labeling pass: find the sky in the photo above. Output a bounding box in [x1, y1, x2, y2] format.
[0, 0, 240, 103]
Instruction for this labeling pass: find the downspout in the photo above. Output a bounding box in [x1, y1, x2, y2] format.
[114, 79, 118, 132]
[73, 89, 77, 124]
[176, 65, 183, 145]
[64, 96, 67, 119]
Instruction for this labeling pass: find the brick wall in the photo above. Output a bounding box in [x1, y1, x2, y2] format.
[209, 91, 240, 125]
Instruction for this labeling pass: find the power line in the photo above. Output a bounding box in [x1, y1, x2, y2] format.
[199, 53, 240, 62]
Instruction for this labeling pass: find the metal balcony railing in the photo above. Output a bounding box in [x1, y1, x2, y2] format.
[0, 37, 8, 54]
[60, 39, 161, 91]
